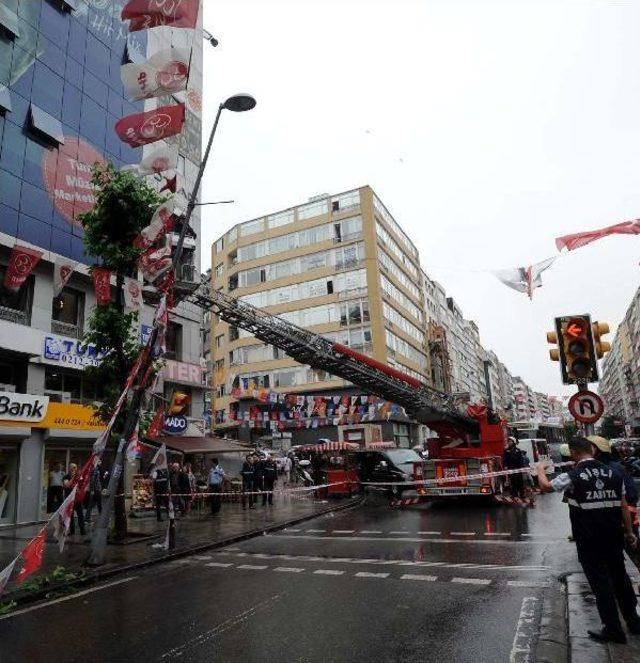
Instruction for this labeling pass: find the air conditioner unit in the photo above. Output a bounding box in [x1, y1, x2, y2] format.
[0, 383, 16, 392]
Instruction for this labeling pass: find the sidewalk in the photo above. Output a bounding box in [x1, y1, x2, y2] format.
[0, 494, 361, 605]
[566, 561, 640, 662]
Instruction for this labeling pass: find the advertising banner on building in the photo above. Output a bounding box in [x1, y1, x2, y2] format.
[115, 104, 186, 147]
[42, 333, 104, 369]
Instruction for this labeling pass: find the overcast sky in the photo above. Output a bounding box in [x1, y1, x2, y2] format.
[199, 0, 640, 397]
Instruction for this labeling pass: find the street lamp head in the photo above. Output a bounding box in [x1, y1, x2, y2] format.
[223, 94, 256, 113]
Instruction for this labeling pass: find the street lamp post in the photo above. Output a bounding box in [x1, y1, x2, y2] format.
[87, 94, 256, 567]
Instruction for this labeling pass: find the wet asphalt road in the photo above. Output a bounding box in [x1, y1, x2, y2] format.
[0, 493, 579, 663]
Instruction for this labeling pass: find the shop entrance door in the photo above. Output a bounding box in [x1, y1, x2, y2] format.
[0, 446, 18, 524]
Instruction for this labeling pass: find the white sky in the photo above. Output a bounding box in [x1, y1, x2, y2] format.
[200, 0, 640, 397]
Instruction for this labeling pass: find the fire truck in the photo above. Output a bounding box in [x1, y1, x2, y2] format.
[191, 286, 508, 502]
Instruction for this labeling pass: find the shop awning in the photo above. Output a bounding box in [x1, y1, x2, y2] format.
[159, 436, 253, 455]
[365, 441, 397, 449]
[296, 442, 360, 453]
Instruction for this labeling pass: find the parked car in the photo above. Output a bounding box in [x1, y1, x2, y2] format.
[354, 448, 423, 497]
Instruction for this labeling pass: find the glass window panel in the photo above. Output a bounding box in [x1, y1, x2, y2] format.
[348, 303, 362, 325]
[239, 218, 264, 236]
[30, 103, 64, 144]
[267, 210, 294, 228]
[52, 288, 82, 326]
[1, 111, 27, 179]
[297, 199, 328, 221]
[0, 5, 20, 38]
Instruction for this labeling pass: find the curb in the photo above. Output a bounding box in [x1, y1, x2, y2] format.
[1, 496, 364, 610]
[535, 576, 569, 663]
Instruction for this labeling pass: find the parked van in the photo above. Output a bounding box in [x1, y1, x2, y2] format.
[354, 448, 423, 497]
[518, 438, 550, 464]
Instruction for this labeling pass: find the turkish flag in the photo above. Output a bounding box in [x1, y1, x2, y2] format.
[115, 104, 185, 148]
[122, 0, 200, 32]
[147, 406, 166, 441]
[16, 527, 47, 584]
[3, 245, 43, 293]
[92, 267, 112, 306]
[555, 218, 640, 252]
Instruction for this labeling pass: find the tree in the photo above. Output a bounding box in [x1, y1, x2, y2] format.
[79, 163, 165, 539]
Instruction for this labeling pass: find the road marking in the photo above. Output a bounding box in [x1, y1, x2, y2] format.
[418, 531, 441, 535]
[332, 530, 355, 534]
[360, 530, 383, 534]
[238, 564, 268, 570]
[306, 529, 326, 533]
[161, 593, 284, 659]
[271, 534, 559, 547]
[507, 580, 551, 588]
[510, 596, 540, 663]
[252, 553, 274, 559]
[389, 531, 410, 535]
[0, 577, 136, 621]
[167, 558, 192, 565]
[285, 528, 301, 532]
[314, 569, 345, 576]
[401, 574, 437, 582]
[484, 533, 510, 537]
[274, 567, 305, 573]
[355, 572, 390, 578]
[205, 562, 233, 568]
[191, 555, 212, 560]
[451, 577, 492, 585]
[450, 532, 475, 536]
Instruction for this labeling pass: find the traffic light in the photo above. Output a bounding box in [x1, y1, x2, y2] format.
[546, 329, 560, 362]
[553, 314, 599, 385]
[592, 321, 611, 359]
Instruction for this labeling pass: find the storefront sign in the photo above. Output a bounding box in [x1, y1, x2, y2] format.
[1, 403, 105, 431]
[0, 392, 49, 424]
[163, 415, 188, 436]
[164, 360, 203, 387]
[42, 334, 104, 369]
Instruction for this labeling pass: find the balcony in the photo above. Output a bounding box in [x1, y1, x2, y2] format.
[0, 305, 29, 326]
[51, 320, 82, 339]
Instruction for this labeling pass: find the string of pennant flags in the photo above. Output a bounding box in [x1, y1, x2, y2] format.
[0, 0, 202, 600]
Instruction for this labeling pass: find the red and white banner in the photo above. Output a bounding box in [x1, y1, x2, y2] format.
[53, 257, 77, 297]
[124, 277, 143, 311]
[140, 146, 178, 176]
[115, 104, 185, 148]
[16, 527, 47, 584]
[556, 218, 640, 252]
[53, 487, 77, 553]
[139, 237, 172, 283]
[136, 197, 175, 249]
[3, 245, 43, 293]
[121, 48, 190, 101]
[122, 0, 200, 32]
[494, 257, 556, 300]
[92, 267, 112, 306]
[0, 557, 17, 597]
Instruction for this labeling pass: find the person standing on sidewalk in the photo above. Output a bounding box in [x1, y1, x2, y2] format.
[85, 458, 103, 524]
[261, 456, 278, 506]
[152, 468, 170, 522]
[208, 458, 225, 516]
[504, 437, 526, 499]
[241, 455, 256, 510]
[537, 436, 640, 644]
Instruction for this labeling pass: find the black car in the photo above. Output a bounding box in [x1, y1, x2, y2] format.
[355, 448, 423, 497]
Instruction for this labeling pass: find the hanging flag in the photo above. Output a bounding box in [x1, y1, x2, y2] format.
[123, 277, 143, 312]
[121, 48, 190, 101]
[136, 198, 175, 249]
[3, 245, 43, 293]
[52, 487, 77, 553]
[154, 295, 169, 328]
[16, 527, 47, 584]
[139, 237, 172, 283]
[74, 455, 96, 505]
[138, 146, 179, 176]
[115, 104, 185, 148]
[92, 267, 112, 306]
[555, 218, 640, 252]
[494, 257, 556, 300]
[53, 257, 77, 297]
[0, 557, 17, 597]
[122, 0, 200, 32]
[147, 406, 166, 441]
[160, 174, 177, 194]
[150, 442, 168, 471]
[126, 424, 142, 463]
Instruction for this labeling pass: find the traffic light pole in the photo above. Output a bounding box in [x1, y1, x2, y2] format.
[578, 382, 596, 436]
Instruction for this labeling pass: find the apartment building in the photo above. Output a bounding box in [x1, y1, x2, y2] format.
[0, 1, 205, 524]
[210, 186, 430, 448]
[601, 286, 640, 434]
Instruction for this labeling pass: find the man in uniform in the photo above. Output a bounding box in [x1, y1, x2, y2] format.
[537, 436, 640, 644]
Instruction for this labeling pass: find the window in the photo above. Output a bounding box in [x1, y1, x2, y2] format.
[215, 334, 225, 348]
[0, 4, 19, 39]
[44, 367, 103, 405]
[267, 210, 294, 229]
[379, 249, 420, 299]
[227, 227, 238, 244]
[373, 195, 418, 259]
[240, 218, 264, 237]
[30, 104, 65, 144]
[0, 267, 33, 325]
[166, 322, 183, 361]
[52, 287, 84, 335]
[332, 190, 360, 213]
[380, 274, 422, 322]
[214, 237, 224, 253]
[215, 384, 226, 398]
[214, 263, 224, 277]
[297, 199, 328, 221]
[376, 221, 418, 278]
[393, 423, 411, 448]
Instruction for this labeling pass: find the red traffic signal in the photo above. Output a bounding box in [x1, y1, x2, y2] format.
[553, 314, 599, 385]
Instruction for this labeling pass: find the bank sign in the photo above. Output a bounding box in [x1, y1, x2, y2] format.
[42, 334, 105, 369]
[0, 392, 49, 424]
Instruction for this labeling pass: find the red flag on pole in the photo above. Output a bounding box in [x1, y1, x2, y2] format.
[147, 406, 166, 441]
[16, 527, 47, 584]
[3, 245, 43, 293]
[115, 104, 185, 148]
[122, 0, 200, 31]
[555, 218, 640, 251]
[92, 267, 112, 306]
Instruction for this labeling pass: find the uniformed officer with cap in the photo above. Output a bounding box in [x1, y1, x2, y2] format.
[538, 435, 640, 644]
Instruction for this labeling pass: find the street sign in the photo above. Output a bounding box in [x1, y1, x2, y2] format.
[568, 391, 604, 424]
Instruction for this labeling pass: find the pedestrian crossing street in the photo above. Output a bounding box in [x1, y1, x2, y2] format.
[166, 550, 555, 589]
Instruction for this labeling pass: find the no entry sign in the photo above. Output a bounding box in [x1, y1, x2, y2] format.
[568, 391, 604, 424]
